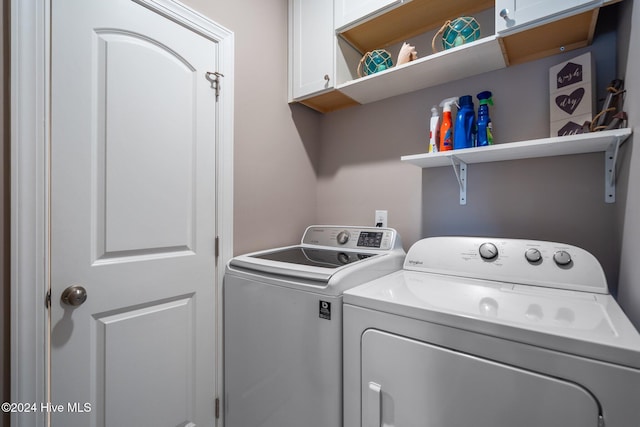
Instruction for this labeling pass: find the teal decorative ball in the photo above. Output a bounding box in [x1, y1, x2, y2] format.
[442, 17, 480, 50]
[362, 50, 393, 76]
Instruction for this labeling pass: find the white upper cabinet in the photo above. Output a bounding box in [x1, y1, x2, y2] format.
[335, 0, 406, 30]
[495, 0, 603, 34]
[290, 0, 335, 100]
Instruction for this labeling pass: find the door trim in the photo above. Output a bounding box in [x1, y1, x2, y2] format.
[10, 1, 234, 426]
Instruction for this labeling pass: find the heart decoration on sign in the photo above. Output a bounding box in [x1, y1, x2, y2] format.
[558, 121, 584, 136]
[556, 88, 585, 115]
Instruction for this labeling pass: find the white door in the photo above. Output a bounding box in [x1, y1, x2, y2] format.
[50, 0, 221, 425]
[290, 0, 335, 99]
[495, 0, 602, 34]
[334, 0, 402, 30]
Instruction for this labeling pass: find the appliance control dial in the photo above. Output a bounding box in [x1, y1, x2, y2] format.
[479, 242, 498, 260]
[553, 250, 572, 266]
[525, 248, 542, 263]
[336, 230, 350, 245]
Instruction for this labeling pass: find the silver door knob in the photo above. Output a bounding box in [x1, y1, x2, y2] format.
[499, 8, 510, 20]
[61, 285, 87, 306]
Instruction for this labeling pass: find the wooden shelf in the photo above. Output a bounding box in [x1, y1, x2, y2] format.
[338, 0, 493, 53]
[294, 1, 614, 113]
[401, 128, 632, 204]
[338, 36, 506, 105]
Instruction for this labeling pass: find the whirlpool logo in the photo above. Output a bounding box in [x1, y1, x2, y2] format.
[407, 259, 423, 266]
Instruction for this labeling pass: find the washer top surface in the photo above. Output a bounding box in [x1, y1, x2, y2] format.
[227, 225, 405, 290]
[344, 236, 640, 369]
[249, 246, 376, 268]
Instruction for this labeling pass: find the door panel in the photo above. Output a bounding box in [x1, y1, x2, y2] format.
[51, 0, 219, 425]
[96, 31, 197, 257]
[96, 296, 194, 426]
[495, 0, 601, 33]
[362, 329, 600, 427]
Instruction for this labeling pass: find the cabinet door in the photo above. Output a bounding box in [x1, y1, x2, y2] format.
[335, 0, 403, 30]
[290, 0, 334, 100]
[496, 0, 602, 34]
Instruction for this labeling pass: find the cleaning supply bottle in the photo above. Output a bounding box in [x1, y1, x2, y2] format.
[439, 97, 457, 152]
[453, 95, 476, 150]
[428, 106, 440, 153]
[476, 91, 494, 147]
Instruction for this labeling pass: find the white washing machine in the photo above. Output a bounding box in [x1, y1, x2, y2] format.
[224, 225, 405, 427]
[343, 236, 640, 427]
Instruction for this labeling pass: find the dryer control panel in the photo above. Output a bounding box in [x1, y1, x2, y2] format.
[403, 237, 608, 294]
[302, 226, 401, 251]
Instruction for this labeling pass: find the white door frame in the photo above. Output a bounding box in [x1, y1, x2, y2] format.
[10, 1, 234, 426]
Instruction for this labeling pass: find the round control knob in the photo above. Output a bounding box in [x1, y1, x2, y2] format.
[337, 252, 349, 264]
[336, 230, 350, 245]
[525, 248, 542, 263]
[479, 242, 498, 260]
[553, 250, 572, 266]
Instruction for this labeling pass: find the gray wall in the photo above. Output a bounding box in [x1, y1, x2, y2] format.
[617, 0, 640, 326]
[317, 7, 624, 291]
[183, 0, 322, 256]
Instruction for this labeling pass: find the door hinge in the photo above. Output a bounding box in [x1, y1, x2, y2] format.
[215, 236, 220, 259]
[205, 71, 224, 101]
[45, 290, 51, 309]
[215, 397, 220, 419]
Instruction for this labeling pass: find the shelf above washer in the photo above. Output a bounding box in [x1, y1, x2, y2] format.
[401, 128, 632, 204]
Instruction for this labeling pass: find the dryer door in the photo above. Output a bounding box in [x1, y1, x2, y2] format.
[361, 330, 600, 427]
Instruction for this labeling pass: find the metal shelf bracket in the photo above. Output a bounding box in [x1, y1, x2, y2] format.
[605, 136, 622, 204]
[449, 156, 467, 205]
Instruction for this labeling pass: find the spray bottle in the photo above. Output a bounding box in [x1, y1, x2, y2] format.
[428, 106, 440, 153]
[453, 95, 476, 150]
[439, 97, 457, 152]
[476, 91, 494, 147]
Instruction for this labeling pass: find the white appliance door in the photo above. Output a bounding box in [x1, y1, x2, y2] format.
[361, 330, 600, 427]
[224, 274, 343, 427]
[50, 0, 219, 425]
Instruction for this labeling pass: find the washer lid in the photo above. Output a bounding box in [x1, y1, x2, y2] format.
[228, 226, 404, 285]
[228, 245, 386, 284]
[344, 270, 640, 369]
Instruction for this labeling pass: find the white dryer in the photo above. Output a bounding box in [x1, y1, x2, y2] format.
[224, 225, 405, 427]
[343, 237, 640, 427]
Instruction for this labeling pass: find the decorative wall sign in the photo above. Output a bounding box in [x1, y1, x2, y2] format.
[549, 53, 594, 137]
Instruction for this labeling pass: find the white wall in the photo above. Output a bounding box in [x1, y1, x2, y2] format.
[617, 0, 640, 328]
[181, 0, 322, 255]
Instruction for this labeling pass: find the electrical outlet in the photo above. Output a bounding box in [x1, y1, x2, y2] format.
[374, 210, 388, 228]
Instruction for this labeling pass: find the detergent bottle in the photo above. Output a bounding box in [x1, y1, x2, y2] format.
[439, 97, 457, 151]
[476, 91, 494, 147]
[428, 106, 439, 153]
[453, 95, 476, 150]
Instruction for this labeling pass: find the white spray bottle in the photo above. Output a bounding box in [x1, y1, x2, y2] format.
[428, 106, 440, 153]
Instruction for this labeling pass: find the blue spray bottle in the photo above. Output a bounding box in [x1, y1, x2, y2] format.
[476, 91, 494, 147]
[453, 95, 476, 150]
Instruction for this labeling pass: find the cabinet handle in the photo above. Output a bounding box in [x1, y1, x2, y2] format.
[324, 74, 330, 82]
[499, 8, 510, 21]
